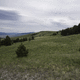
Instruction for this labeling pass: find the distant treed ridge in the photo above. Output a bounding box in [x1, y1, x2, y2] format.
[61, 23, 80, 36]
[0, 35, 34, 47]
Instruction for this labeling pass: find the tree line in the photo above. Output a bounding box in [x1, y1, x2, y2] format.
[0, 35, 34, 46]
[61, 23, 80, 36]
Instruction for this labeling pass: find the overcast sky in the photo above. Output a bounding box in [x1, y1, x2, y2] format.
[0, 0, 80, 33]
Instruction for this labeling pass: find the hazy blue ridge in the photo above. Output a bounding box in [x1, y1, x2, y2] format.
[0, 32, 34, 38]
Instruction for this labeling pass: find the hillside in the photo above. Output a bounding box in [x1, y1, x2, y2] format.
[0, 33, 80, 80]
[11, 31, 59, 40]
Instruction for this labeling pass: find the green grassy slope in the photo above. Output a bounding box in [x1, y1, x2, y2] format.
[0, 34, 80, 80]
[11, 31, 58, 40]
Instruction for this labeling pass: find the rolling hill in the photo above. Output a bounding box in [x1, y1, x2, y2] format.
[0, 31, 80, 80]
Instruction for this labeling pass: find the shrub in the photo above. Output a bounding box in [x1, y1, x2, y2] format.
[1, 40, 5, 45]
[16, 38, 19, 42]
[53, 33, 57, 35]
[29, 38, 31, 41]
[79, 48, 80, 51]
[23, 38, 27, 41]
[31, 36, 34, 40]
[19, 38, 23, 42]
[16, 43, 28, 57]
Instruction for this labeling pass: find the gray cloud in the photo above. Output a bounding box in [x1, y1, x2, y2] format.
[0, 10, 20, 21]
[0, 19, 69, 33]
[0, 0, 80, 32]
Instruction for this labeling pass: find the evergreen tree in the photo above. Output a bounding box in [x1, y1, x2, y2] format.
[16, 43, 28, 57]
[32, 36, 34, 40]
[5, 36, 12, 46]
[0, 38, 1, 47]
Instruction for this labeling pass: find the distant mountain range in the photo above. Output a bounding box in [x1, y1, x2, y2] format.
[0, 32, 34, 38]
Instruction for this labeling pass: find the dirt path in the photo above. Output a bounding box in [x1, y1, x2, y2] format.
[0, 67, 80, 80]
[0, 68, 51, 80]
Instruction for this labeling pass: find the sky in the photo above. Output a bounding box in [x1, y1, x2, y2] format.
[0, 0, 80, 33]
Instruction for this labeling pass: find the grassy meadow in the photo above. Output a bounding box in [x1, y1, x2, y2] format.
[0, 33, 80, 80]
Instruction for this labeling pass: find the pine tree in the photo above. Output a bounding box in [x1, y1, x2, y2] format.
[0, 38, 1, 47]
[5, 36, 12, 46]
[16, 43, 28, 57]
[32, 36, 34, 40]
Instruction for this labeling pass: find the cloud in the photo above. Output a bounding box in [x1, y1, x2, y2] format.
[0, 0, 80, 32]
[0, 9, 20, 21]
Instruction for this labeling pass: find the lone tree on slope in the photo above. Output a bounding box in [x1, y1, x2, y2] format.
[16, 43, 28, 57]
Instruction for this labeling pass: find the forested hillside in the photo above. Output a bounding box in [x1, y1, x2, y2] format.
[61, 23, 80, 36]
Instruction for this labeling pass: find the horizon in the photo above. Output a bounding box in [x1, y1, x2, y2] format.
[0, 31, 35, 33]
